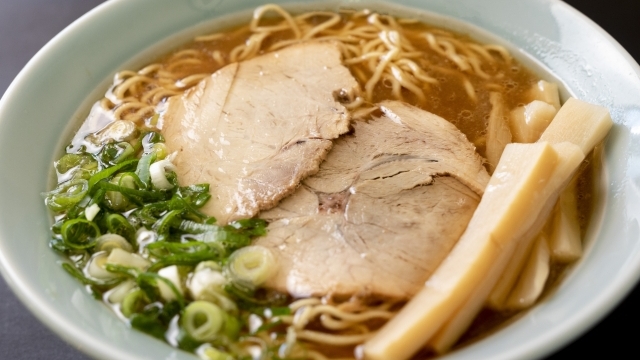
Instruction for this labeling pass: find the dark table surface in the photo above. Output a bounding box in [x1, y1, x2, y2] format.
[0, 0, 638, 359]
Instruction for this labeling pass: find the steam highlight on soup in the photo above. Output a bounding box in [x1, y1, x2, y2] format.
[43, 3, 611, 360]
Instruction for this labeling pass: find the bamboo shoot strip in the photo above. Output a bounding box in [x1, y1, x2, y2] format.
[509, 100, 557, 143]
[527, 80, 561, 110]
[489, 97, 611, 302]
[428, 234, 519, 353]
[487, 97, 612, 309]
[427, 142, 584, 353]
[548, 179, 583, 262]
[486, 227, 539, 309]
[538, 97, 613, 154]
[505, 234, 551, 309]
[487, 204, 554, 310]
[487, 98, 557, 307]
[486, 92, 512, 173]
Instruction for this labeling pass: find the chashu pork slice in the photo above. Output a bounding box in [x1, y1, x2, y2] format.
[161, 42, 359, 224]
[256, 101, 490, 300]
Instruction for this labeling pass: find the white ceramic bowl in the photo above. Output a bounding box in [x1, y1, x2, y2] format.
[1, 0, 639, 359]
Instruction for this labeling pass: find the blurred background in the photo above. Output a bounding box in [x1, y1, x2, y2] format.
[0, 0, 638, 359]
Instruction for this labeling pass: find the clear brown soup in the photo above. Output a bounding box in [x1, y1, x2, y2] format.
[134, 16, 537, 154]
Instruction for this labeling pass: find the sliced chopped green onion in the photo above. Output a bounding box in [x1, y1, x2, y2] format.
[148, 249, 224, 272]
[198, 345, 235, 360]
[146, 241, 212, 257]
[88, 158, 138, 191]
[195, 261, 222, 272]
[50, 237, 70, 253]
[226, 246, 276, 289]
[152, 143, 168, 160]
[141, 131, 164, 150]
[61, 262, 120, 287]
[56, 153, 97, 174]
[223, 282, 288, 311]
[119, 172, 145, 190]
[105, 213, 136, 245]
[43, 179, 90, 213]
[177, 219, 267, 256]
[86, 188, 106, 211]
[129, 303, 173, 340]
[105, 172, 143, 211]
[85, 203, 101, 221]
[107, 279, 136, 304]
[254, 317, 283, 334]
[55, 153, 98, 182]
[95, 233, 133, 253]
[104, 263, 140, 279]
[96, 181, 167, 203]
[88, 251, 119, 280]
[263, 306, 292, 318]
[121, 289, 148, 318]
[132, 201, 170, 227]
[222, 314, 240, 340]
[137, 272, 186, 308]
[175, 184, 211, 212]
[100, 142, 135, 165]
[181, 301, 225, 342]
[61, 218, 100, 250]
[152, 210, 183, 242]
[135, 152, 156, 188]
[197, 291, 237, 315]
[178, 220, 220, 234]
[188, 267, 228, 303]
[230, 218, 268, 237]
[148, 113, 160, 127]
[106, 248, 150, 271]
[156, 265, 184, 302]
[150, 156, 177, 190]
[106, 195, 126, 212]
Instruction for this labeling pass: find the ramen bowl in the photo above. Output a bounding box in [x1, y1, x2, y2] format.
[0, 0, 638, 359]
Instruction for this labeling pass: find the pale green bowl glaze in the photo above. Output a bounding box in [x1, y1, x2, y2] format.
[1, 0, 639, 359]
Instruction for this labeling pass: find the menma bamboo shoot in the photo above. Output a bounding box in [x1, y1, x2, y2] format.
[510, 100, 557, 143]
[527, 80, 561, 110]
[486, 230, 538, 309]
[539, 97, 613, 154]
[426, 142, 583, 353]
[548, 179, 583, 262]
[505, 234, 551, 309]
[486, 92, 512, 173]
